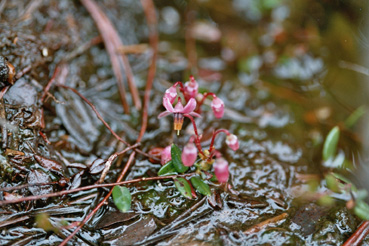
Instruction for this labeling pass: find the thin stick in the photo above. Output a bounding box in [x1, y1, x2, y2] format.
[41, 66, 61, 103]
[243, 213, 288, 235]
[343, 221, 369, 246]
[57, 85, 129, 146]
[56, 84, 158, 161]
[0, 181, 58, 192]
[0, 172, 195, 206]
[98, 143, 139, 183]
[137, 0, 158, 142]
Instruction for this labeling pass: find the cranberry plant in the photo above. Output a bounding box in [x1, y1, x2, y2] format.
[157, 76, 239, 198]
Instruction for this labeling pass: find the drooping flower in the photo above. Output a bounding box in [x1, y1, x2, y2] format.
[214, 158, 229, 183]
[164, 86, 177, 103]
[211, 96, 224, 118]
[184, 76, 199, 99]
[226, 134, 239, 151]
[161, 145, 172, 165]
[181, 142, 198, 167]
[158, 98, 201, 132]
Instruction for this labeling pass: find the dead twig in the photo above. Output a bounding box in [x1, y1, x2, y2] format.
[80, 0, 141, 113]
[98, 143, 140, 183]
[243, 213, 288, 235]
[343, 221, 369, 246]
[0, 172, 196, 206]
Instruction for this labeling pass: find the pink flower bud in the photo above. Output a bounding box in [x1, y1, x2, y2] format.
[181, 143, 198, 167]
[211, 97, 224, 118]
[164, 86, 177, 103]
[161, 145, 172, 165]
[184, 76, 199, 98]
[214, 158, 229, 183]
[226, 134, 239, 151]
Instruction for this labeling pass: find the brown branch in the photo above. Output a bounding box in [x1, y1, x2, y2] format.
[56, 84, 159, 161]
[80, 0, 141, 112]
[98, 143, 140, 183]
[343, 221, 369, 246]
[0, 172, 195, 206]
[57, 84, 130, 146]
[137, 0, 158, 142]
[243, 213, 288, 235]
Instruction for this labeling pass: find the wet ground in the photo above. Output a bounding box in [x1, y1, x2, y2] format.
[0, 0, 369, 245]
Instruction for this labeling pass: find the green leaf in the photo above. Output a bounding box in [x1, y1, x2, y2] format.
[174, 178, 192, 199]
[323, 126, 340, 161]
[171, 144, 189, 173]
[354, 200, 369, 220]
[191, 176, 211, 196]
[325, 174, 339, 193]
[112, 186, 131, 212]
[158, 161, 178, 176]
[345, 105, 366, 128]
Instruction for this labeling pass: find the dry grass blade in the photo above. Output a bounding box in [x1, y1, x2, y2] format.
[80, 0, 141, 113]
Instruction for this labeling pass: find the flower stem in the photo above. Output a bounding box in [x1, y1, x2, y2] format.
[184, 114, 205, 156]
[198, 92, 217, 108]
[209, 129, 230, 153]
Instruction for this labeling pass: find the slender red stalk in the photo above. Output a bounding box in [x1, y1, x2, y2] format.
[198, 92, 216, 108]
[41, 66, 60, 103]
[209, 129, 230, 153]
[184, 114, 204, 156]
[343, 221, 369, 246]
[137, 0, 158, 142]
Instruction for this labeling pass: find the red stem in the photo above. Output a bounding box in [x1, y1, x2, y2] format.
[343, 221, 369, 246]
[198, 92, 217, 108]
[183, 114, 204, 156]
[209, 129, 229, 153]
[137, 0, 158, 142]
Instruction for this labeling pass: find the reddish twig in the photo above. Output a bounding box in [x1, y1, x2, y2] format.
[0, 171, 195, 206]
[41, 66, 61, 103]
[98, 143, 140, 183]
[0, 181, 59, 192]
[137, 0, 158, 142]
[80, 0, 141, 112]
[57, 84, 129, 146]
[343, 221, 369, 246]
[243, 213, 288, 235]
[209, 129, 229, 153]
[0, 86, 9, 100]
[56, 84, 158, 161]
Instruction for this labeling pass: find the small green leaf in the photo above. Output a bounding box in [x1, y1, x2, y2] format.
[191, 176, 211, 196]
[171, 144, 189, 173]
[158, 161, 178, 176]
[323, 126, 340, 161]
[112, 186, 131, 212]
[354, 201, 369, 220]
[345, 105, 366, 128]
[325, 174, 339, 193]
[174, 178, 192, 199]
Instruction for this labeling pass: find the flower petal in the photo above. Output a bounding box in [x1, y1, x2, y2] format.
[163, 97, 174, 112]
[158, 111, 172, 118]
[182, 98, 197, 114]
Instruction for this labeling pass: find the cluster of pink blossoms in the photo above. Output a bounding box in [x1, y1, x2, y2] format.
[158, 76, 239, 183]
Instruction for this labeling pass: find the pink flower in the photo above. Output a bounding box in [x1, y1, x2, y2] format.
[214, 158, 229, 183]
[158, 98, 201, 131]
[184, 76, 199, 98]
[165, 86, 177, 103]
[181, 142, 198, 166]
[226, 134, 239, 151]
[211, 97, 224, 118]
[161, 145, 172, 165]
